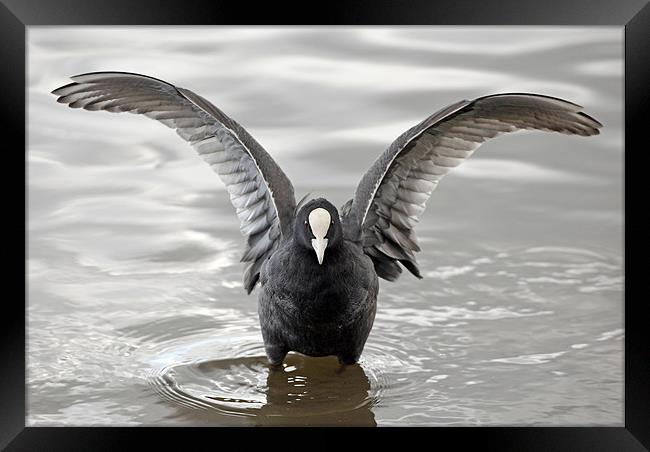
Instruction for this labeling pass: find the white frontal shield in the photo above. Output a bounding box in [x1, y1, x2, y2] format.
[308, 208, 331, 265]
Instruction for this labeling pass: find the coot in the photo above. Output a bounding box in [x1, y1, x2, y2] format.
[52, 72, 602, 366]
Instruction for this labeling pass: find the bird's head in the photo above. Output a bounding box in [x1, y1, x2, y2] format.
[295, 198, 342, 265]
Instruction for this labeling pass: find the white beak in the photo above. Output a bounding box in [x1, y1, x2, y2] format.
[311, 237, 328, 265]
[308, 207, 332, 265]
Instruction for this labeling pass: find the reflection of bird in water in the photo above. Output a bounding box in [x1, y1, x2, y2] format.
[259, 354, 375, 426]
[158, 354, 375, 426]
[53, 72, 602, 367]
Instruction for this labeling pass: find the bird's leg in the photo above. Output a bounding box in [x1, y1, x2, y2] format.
[265, 344, 288, 368]
[336, 354, 359, 374]
[335, 363, 348, 375]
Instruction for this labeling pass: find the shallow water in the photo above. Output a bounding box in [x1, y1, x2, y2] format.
[27, 27, 623, 426]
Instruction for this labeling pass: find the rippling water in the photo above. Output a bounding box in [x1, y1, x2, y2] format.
[27, 27, 623, 426]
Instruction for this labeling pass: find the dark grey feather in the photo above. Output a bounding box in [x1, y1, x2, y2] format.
[343, 93, 602, 281]
[52, 71, 296, 293]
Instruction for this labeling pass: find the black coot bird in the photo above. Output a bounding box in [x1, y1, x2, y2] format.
[52, 72, 602, 366]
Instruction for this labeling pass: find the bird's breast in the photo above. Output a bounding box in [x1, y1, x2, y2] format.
[260, 241, 377, 324]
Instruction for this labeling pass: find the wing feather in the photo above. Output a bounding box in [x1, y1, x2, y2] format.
[52, 71, 296, 293]
[343, 93, 602, 281]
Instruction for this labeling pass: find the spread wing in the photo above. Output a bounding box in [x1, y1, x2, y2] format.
[343, 93, 602, 281]
[52, 72, 296, 293]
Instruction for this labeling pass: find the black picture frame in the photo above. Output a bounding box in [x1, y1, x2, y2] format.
[3, 0, 646, 449]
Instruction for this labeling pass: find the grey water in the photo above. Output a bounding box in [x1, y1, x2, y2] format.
[27, 27, 623, 426]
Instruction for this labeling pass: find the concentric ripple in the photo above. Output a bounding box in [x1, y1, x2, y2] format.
[147, 338, 380, 425]
[146, 327, 438, 426]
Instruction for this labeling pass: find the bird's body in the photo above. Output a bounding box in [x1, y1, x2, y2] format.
[259, 199, 378, 365]
[52, 72, 602, 366]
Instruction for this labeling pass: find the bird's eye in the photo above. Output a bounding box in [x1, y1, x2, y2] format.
[304, 220, 309, 228]
[331, 220, 334, 225]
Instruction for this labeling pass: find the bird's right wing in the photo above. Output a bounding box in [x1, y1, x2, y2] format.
[52, 72, 296, 293]
[343, 93, 602, 281]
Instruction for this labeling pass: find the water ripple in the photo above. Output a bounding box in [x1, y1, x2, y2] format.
[28, 26, 622, 426]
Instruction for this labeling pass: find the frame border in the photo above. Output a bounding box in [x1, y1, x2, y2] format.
[4, 0, 646, 449]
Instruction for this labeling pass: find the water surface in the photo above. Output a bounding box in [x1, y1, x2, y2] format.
[27, 27, 623, 426]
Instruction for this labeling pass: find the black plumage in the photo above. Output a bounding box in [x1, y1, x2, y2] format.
[258, 198, 378, 366]
[52, 72, 602, 366]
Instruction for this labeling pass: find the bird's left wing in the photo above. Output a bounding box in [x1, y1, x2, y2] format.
[342, 93, 602, 281]
[52, 72, 296, 293]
